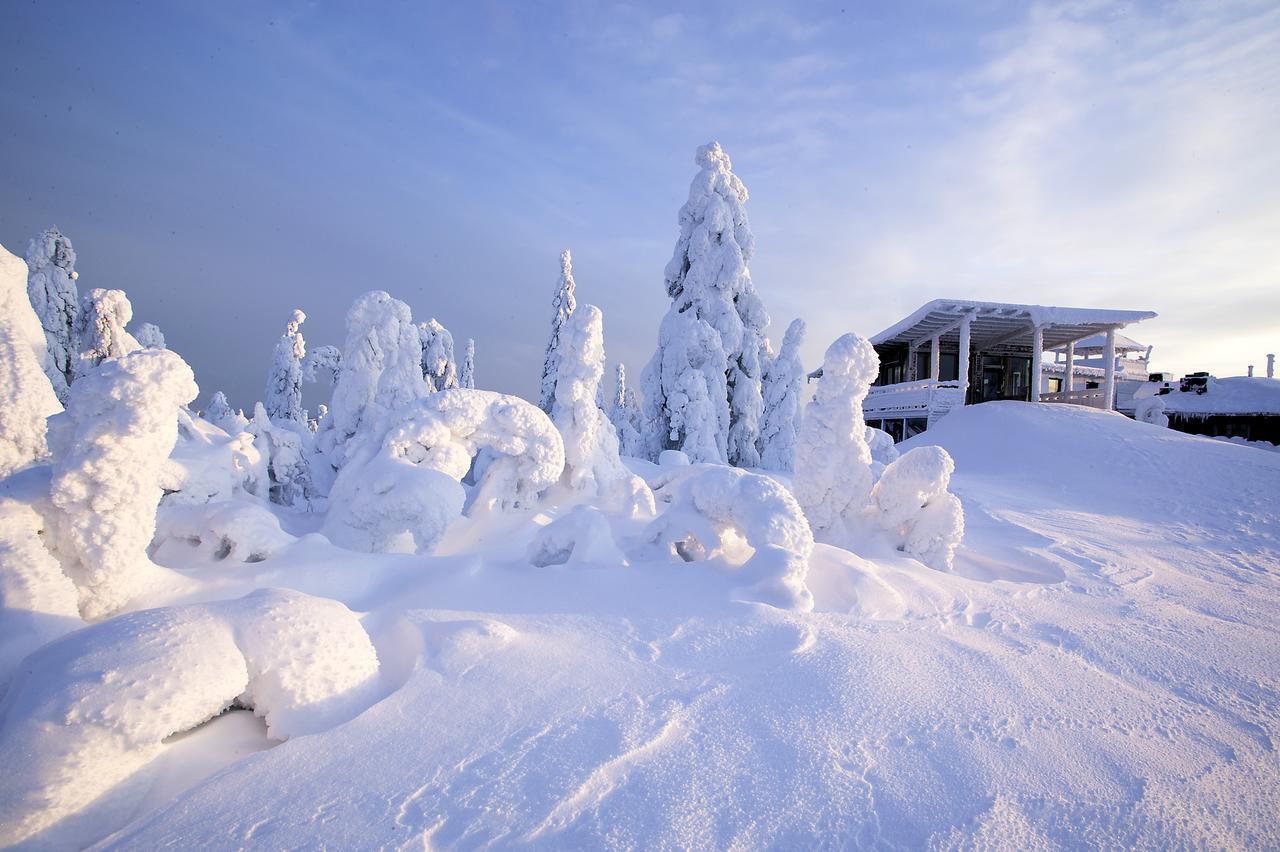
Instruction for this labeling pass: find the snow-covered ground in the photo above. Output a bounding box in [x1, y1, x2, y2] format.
[3, 402, 1273, 849]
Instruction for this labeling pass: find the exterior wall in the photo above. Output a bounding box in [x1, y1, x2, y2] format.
[1167, 413, 1280, 445]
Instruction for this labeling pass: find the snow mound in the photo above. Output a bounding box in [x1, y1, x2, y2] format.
[165, 409, 267, 505]
[0, 588, 379, 849]
[644, 464, 814, 611]
[870, 446, 964, 571]
[0, 241, 62, 478]
[325, 389, 564, 553]
[528, 505, 626, 567]
[155, 501, 294, 564]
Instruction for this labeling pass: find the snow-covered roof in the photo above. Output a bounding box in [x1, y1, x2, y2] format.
[1160, 377, 1280, 416]
[1050, 332, 1147, 353]
[870, 300, 1156, 352]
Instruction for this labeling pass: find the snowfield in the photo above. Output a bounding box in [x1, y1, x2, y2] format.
[0, 403, 1269, 849]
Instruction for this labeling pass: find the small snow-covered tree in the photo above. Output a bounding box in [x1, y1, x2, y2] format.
[47, 348, 198, 620]
[132, 322, 166, 349]
[303, 344, 342, 386]
[419, 318, 458, 391]
[460, 338, 475, 389]
[249, 402, 317, 510]
[538, 250, 577, 414]
[641, 142, 770, 467]
[265, 309, 307, 424]
[0, 242, 63, 477]
[74, 288, 140, 378]
[760, 318, 806, 472]
[25, 227, 80, 402]
[793, 332, 879, 536]
[870, 446, 964, 571]
[642, 311, 729, 464]
[610, 363, 645, 459]
[203, 391, 237, 429]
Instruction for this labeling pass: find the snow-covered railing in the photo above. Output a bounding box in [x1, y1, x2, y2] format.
[1040, 388, 1110, 409]
[865, 380, 964, 423]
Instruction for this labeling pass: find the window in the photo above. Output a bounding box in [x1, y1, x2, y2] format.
[1047, 377, 1062, 393]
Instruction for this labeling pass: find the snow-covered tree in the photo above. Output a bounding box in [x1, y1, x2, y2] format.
[47, 348, 198, 620]
[641, 142, 770, 467]
[793, 333, 879, 536]
[132, 322, 166, 349]
[538, 250, 577, 414]
[0, 242, 63, 478]
[74, 288, 140, 378]
[25, 227, 80, 401]
[419, 318, 458, 391]
[303, 344, 342, 386]
[552, 305, 654, 514]
[202, 390, 248, 435]
[759, 318, 806, 472]
[249, 403, 317, 510]
[265, 309, 307, 424]
[610, 363, 645, 459]
[460, 338, 475, 389]
[870, 446, 964, 571]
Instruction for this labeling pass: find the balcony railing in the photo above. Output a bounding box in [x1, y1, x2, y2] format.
[1039, 388, 1111, 409]
[864, 380, 965, 422]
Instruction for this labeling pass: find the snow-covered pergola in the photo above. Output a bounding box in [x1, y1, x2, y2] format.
[869, 300, 1157, 410]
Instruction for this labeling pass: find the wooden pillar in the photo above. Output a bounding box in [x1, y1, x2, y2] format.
[958, 316, 972, 403]
[1103, 328, 1117, 411]
[930, 335, 941, 381]
[908, 343, 918, 381]
[1030, 324, 1044, 402]
[1063, 339, 1075, 393]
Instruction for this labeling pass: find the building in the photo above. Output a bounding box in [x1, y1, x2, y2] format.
[1043, 332, 1153, 414]
[1154, 375, 1280, 445]
[862, 299, 1157, 441]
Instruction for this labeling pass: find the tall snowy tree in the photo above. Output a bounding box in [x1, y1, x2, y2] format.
[759, 318, 806, 472]
[265, 309, 307, 424]
[25, 227, 80, 402]
[538, 250, 577, 414]
[419, 318, 458, 391]
[610, 363, 645, 459]
[1, 241, 63, 478]
[74, 289, 140, 378]
[460, 338, 476, 389]
[640, 142, 770, 466]
[132, 322, 166, 349]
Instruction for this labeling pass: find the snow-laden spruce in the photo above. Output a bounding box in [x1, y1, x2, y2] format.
[265, 309, 307, 424]
[132, 321, 166, 349]
[24, 227, 80, 402]
[793, 332, 879, 536]
[539, 250, 577, 414]
[0, 242, 63, 478]
[303, 343, 342, 386]
[0, 588, 380, 849]
[74, 287, 141, 378]
[643, 464, 815, 611]
[552, 306, 655, 515]
[419, 318, 458, 392]
[641, 142, 770, 467]
[460, 337, 476, 389]
[759, 318, 806, 472]
[610, 362, 646, 459]
[320, 291, 428, 469]
[202, 390, 248, 435]
[249, 402, 318, 509]
[870, 446, 965, 571]
[164, 408, 267, 505]
[325, 389, 565, 553]
[47, 348, 198, 620]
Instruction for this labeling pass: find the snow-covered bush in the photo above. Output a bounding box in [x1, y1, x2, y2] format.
[0, 242, 62, 478]
[460, 337, 476, 389]
[553, 306, 655, 515]
[202, 390, 249, 435]
[24, 227, 79, 401]
[793, 333, 879, 536]
[870, 446, 964, 571]
[164, 409, 267, 505]
[248, 403, 318, 509]
[47, 348, 198, 620]
[322, 291, 429, 468]
[132, 321, 166, 349]
[0, 588, 380, 848]
[1133, 386, 1170, 428]
[74, 287, 141, 378]
[324, 389, 564, 553]
[539, 250, 577, 414]
[419, 318, 458, 391]
[642, 465, 814, 611]
[866, 425, 899, 466]
[265, 309, 307, 424]
[610, 363, 646, 458]
[154, 500, 293, 564]
[528, 505, 626, 567]
[760, 318, 806, 472]
[641, 142, 770, 467]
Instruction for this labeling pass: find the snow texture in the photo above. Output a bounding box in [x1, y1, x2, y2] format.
[642, 142, 770, 467]
[265, 309, 307, 424]
[759, 318, 806, 471]
[553, 306, 655, 515]
[793, 333, 880, 536]
[870, 445, 965, 571]
[643, 464, 814, 611]
[47, 348, 199, 620]
[324, 389, 564, 553]
[0, 242, 63, 478]
[0, 588, 379, 849]
[74, 287, 141, 378]
[419, 318, 459, 391]
[132, 321, 166, 349]
[460, 338, 476, 389]
[24, 227, 79, 402]
[528, 505, 626, 567]
[539, 250, 577, 414]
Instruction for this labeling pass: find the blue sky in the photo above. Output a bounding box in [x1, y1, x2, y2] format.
[2, 1, 1277, 409]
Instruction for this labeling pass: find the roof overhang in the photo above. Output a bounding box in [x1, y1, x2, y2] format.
[869, 299, 1157, 353]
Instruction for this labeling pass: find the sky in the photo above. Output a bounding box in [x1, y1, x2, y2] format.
[2, 0, 1278, 410]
